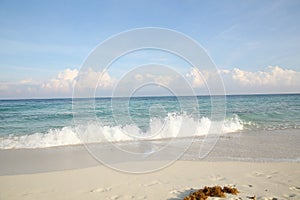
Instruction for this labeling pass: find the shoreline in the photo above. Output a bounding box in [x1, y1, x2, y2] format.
[1, 129, 299, 175]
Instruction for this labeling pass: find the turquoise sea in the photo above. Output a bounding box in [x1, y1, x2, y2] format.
[0, 94, 299, 149]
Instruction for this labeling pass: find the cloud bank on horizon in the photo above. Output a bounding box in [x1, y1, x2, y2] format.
[0, 65, 299, 99]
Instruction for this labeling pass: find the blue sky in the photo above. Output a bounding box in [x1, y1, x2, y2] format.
[0, 0, 300, 98]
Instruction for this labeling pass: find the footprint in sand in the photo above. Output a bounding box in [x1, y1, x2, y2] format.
[266, 175, 273, 179]
[169, 190, 180, 194]
[141, 180, 161, 187]
[136, 196, 147, 199]
[110, 195, 120, 200]
[90, 187, 112, 193]
[250, 171, 278, 179]
[289, 186, 300, 192]
[251, 171, 264, 177]
[283, 193, 297, 199]
[109, 195, 142, 200]
[210, 174, 226, 181]
[242, 184, 253, 188]
[270, 171, 279, 175]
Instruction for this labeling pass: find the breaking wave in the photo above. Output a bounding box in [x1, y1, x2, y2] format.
[0, 114, 245, 149]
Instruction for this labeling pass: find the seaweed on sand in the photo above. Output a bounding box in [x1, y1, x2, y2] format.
[183, 185, 239, 200]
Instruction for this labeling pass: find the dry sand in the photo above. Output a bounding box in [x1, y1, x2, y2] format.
[0, 161, 299, 200]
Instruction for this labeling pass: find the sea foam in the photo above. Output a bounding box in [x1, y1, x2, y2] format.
[0, 114, 244, 149]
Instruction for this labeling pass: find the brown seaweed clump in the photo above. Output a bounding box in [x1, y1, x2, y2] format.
[222, 186, 239, 195]
[184, 185, 239, 200]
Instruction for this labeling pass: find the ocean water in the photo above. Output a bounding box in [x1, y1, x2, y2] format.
[0, 94, 299, 149]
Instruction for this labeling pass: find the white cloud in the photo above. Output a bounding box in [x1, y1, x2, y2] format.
[117, 66, 180, 88]
[58, 68, 78, 81]
[19, 78, 39, 84]
[76, 68, 116, 90]
[41, 68, 117, 94]
[144, 73, 176, 86]
[185, 68, 206, 87]
[218, 69, 230, 74]
[218, 66, 300, 94]
[0, 68, 118, 98]
[0, 84, 9, 91]
[98, 71, 116, 89]
[42, 68, 78, 92]
[0, 66, 299, 98]
[231, 66, 299, 86]
[134, 74, 144, 82]
[186, 66, 300, 94]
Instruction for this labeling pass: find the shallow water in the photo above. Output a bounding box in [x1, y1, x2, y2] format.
[0, 94, 299, 149]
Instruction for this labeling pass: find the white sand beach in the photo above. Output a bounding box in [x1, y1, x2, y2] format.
[0, 161, 299, 200]
[1, 130, 300, 200]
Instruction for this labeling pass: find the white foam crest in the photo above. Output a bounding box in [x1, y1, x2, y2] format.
[0, 127, 81, 149]
[0, 114, 245, 149]
[222, 114, 244, 133]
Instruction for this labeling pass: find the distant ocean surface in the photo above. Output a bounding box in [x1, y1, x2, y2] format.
[0, 94, 299, 149]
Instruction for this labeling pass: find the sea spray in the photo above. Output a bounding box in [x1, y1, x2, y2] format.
[0, 113, 245, 149]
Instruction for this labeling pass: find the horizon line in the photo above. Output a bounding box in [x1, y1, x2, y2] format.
[1, 92, 299, 101]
